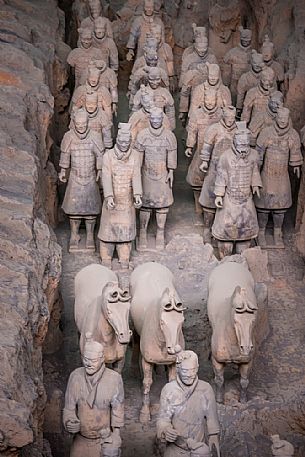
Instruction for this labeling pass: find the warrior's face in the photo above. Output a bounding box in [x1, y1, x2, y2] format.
[145, 51, 158, 67]
[144, 0, 154, 16]
[234, 135, 250, 158]
[94, 22, 106, 40]
[88, 68, 100, 87]
[75, 117, 88, 135]
[150, 112, 163, 129]
[177, 359, 198, 386]
[117, 134, 131, 153]
[208, 68, 220, 86]
[89, 0, 102, 19]
[268, 94, 283, 114]
[276, 110, 289, 130]
[262, 47, 273, 64]
[252, 55, 264, 73]
[194, 39, 208, 57]
[83, 353, 104, 376]
[80, 35, 92, 49]
[240, 36, 251, 48]
[149, 74, 161, 89]
[153, 30, 162, 46]
[223, 109, 236, 128]
[204, 93, 217, 111]
[85, 94, 98, 114]
[142, 95, 153, 113]
[260, 73, 273, 91]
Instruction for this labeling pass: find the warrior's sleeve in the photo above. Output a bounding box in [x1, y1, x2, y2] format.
[276, 61, 285, 83]
[214, 154, 228, 197]
[100, 87, 113, 121]
[221, 85, 232, 107]
[62, 370, 80, 428]
[179, 72, 193, 114]
[241, 89, 254, 124]
[109, 70, 118, 103]
[110, 374, 125, 428]
[251, 155, 263, 188]
[69, 87, 84, 113]
[301, 125, 305, 147]
[161, 68, 170, 89]
[156, 385, 175, 440]
[59, 132, 72, 169]
[222, 49, 233, 86]
[92, 134, 105, 169]
[131, 89, 141, 112]
[102, 126, 113, 149]
[164, 92, 176, 130]
[106, 18, 114, 40]
[189, 84, 202, 115]
[102, 152, 114, 198]
[289, 129, 303, 167]
[108, 39, 119, 72]
[164, 43, 174, 78]
[205, 384, 221, 436]
[134, 130, 146, 155]
[236, 74, 247, 111]
[127, 17, 141, 50]
[166, 131, 178, 170]
[256, 127, 269, 166]
[200, 125, 217, 162]
[186, 113, 198, 149]
[132, 150, 143, 196]
[67, 49, 77, 68]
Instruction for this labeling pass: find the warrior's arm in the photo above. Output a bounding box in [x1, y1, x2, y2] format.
[110, 375, 125, 429]
[102, 126, 113, 149]
[214, 156, 228, 197]
[165, 100, 176, 130]
[289, 130, 303, 167]
[101, 153, 114, 198]
[200, 126, 216, 163]
[256, 128, 269, 167]
[240, 91, 254, 124]
[63, 372, 80, 429]
[222, 51, 233, 87]
[59, 133, 72, 169]
[109, 40, 119, 72]
[186, 117, 198, 149]
[156, 387, 175, 440]
[132, 150, 143, 197]
[179, 80, 191, 114]
[167, 133, 178, 171]
[236, 77, 247, 112]
[126, 18, 140, 50]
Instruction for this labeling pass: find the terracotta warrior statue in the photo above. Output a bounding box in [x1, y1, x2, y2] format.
[271, 435, 294, 457]
[261, 35, 284, 91]
[135, 107, 177, 250]
[67, 28, 102, 88]
[181, 25, 208, 65]
[148, 23, 175, 91]
[80, 0, 113, 39]
[90, 59, 118, 115]
[132, 66, 175, 130]
[63, 334, 124, 457]
[98, 123, 142, 269]
[185, 86, 222, 216]
[126, 0, 165, 61]
[70, 62, 112, 121]
[92, 17, 119, 72]
[236, 50, 265, 118]
[223, 26, 252, 104]
[199, 105, 237, 243]
[255, 107, 303, 248]
[241, 66, 276, 146]
[188, 62, 232, 118]
[157, 350, 220, 457]
[131, 37, 168, 77]
[212, 121, 262, 258]
[59, 108, 104, 252]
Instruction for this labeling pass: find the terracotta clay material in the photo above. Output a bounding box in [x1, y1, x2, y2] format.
[255, 107, 303, 249]
[80, 0, 113, 40]
[63, 333, 124, 456]
[207, 259, 268, 404]
[261, 35, 285, 91]
[74, 264, 132, 370]
[97, 123, 143, 270]
[271, 435, 294, 456]
[130, 262, 185, 423]
[59, 108, 104, 253]
[212, 121, 262, 258]
[134, 107, 177, 250]
[157, 350, 220, 457]
[92, 17, 119, 72]
[147, 23, 175, 87]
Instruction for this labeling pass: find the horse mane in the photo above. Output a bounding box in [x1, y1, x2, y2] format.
[232, 286, 258, 313]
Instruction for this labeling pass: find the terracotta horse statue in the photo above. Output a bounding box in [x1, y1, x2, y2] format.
[130, 262, 186, 423]
[74, 264, 132, 372]
[207, 259, 268, 403]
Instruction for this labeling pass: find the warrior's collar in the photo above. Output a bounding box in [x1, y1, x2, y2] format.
[88, 108, 99, 119]
[220, 118, 236, 132]
[176, 374, 199, 398]
[86, 82, 99, 93]
[232, 144, 250, 160]
[258, 83, 271, 96]
[85, 364, 106, 408]
[114, 144, 132, 160]
[149, 125, 164, 137]
[238, 43, 251, 52]
[142, 12, 154, 23]
[73, 128, 89, 140]
[274, 121, 291, 137]
[201, 104, 218, 116]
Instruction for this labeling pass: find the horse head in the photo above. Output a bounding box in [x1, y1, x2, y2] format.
[232, 286, 258, 357]
[101, 282, 132, 344]
[159, 287, 186, 355]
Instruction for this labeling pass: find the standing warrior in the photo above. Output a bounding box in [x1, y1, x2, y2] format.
[126, 0, 165, 61]
[131, 38, 168, 76]
[135, 107, 177, 250]
[90, 59, 118, 115]
[82, 90, 113, 149]
[236, 50, 265, 118]
[261, 35, 284, 91]
[223, 26, 252, 104]
[148, 24, 175, 91]
[59, 108, 104, 252]
[255, 107, 303, 248]
[199, 106, 237, 243]
[80, 0, 113, 39]
[181, 25, 208, 65]
[92, 17, 119, 72]
[132, 67, 176, 130]
[63, 334, 124, 457]
[67, 28, 102, 88]
[98, 123, 142, 269]
[157, 350, 220, 457]
[185, 86, 222, 215]
[241, 67, 276, 146]
[212, 121, 262, 258]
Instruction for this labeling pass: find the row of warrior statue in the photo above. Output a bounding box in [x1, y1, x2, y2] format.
[59, 2, 299, 455]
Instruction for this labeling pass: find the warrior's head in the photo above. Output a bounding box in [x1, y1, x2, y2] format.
[203, 86, 217, 111]
[148, 66, 161, 89]
[78, 27, 92, 49]
[150, 23, 163, 46]
[233, 121, 251, 158]
[73, 108, 88, 136]
[88, 0, 102, 19]
[222, 105, 236, 128]
[87, 64, 101, 88]
[116, 123, 132, 153]
[239, 26, 252, 48]
[261, 34, 275, 64]
[251, 50, 264, 74]
[268, 91, 283, 114]
[276, 107, 290, 130]
[94, 16, 107, 40]
[192, 23, 207, 42]
[259, 66, 275, 92]
[140, 85, 154, 113]
[144, 45, 159, 67]
[85, 90, 98, 115]
[194, 36, 208, 58]
[207, 63, 220, 86]
[144, 0, 154, 17]
[82, 333, 105, 376]
[149, 106, 164, 130]
[176, 350, 199, 386]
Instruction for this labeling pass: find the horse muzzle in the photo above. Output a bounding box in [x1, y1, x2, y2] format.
[117, 329, 132, 344]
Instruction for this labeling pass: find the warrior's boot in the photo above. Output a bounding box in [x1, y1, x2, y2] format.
[202, 210, 215, 244]
[69, 218, 81, 250]
[138, 209, 151, 250]
[273, 211, 285, 248]
[117, 242, 132, 270]
[257, 211, 269, 247]
[156, 210, 168, 250]
[100, 241, 115, 269]
[193, 188, 203, 226]
[85, 217, 96, 250]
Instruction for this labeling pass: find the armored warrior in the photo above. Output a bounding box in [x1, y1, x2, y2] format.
[59, 108, 104, 252]
[131, 38, 168, 77]
[80, 0, 113, 39]
[236, 50, 265, 118]
[98, 124, 142, 269]
[132, 67, 176, 130]
[212, 122, 262, 258]
[223, 26, 252, 104]
[92, 17, 119, 72]
[70, 62, 113, 121]
[255, 107, 303, 248]
[126, 0, 165, 61]
[199, 106, 237, 243]
[67, 27, 102, 88]
[261, 35, 285, 91]
[63, 334, 124, 457]
[185, 86, 222, 215]
[135, 107, 177, 250]
[241, 66, 276, 146]
[181, 25, 208, 65]
[188, 63, 232, 119]
[157, 351, 220, 457]
[148, 24, 175, 91]
[90, 59, 118, 115]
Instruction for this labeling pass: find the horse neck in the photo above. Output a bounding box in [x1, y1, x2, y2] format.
[98, 302, 116, 345]
[143, 298, 164, 347]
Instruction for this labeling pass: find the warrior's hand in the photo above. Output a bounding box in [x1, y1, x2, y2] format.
[58, 168, 67, 183]
[107, 196, 115, 210]
[179, 112, 187, 127]
[185, 147, 193, 158]
[164, 426, 178, 443]
[112, 103, 118, 117]
[134, 195, 142, 209]
[252, 186, 260, 198]
[166, 170, 174, 188]
[96, 170, 102, 182]
[293, 166, 301, 179]
[66, 419, 80, 434]
[215, 196, 223, 208]
[199, 161, 209, 173]
[209, 434, 220, 457]
[126, 49, 134, 61]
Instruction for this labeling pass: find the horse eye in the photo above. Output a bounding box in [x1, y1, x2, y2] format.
[164, 303, 172, 310]
[176, 302, 183, 308]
